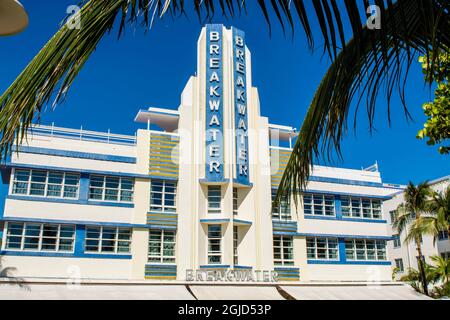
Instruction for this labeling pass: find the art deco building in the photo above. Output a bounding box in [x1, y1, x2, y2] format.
[0, 25, 403, 283]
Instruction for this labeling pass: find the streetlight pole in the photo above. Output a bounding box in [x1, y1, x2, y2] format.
[0, 0, 28, 36]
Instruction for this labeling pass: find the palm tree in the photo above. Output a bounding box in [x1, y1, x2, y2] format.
[393, 181, 433, 296]
[409, 185, 450, 246]
[429, 255, 450, 284]
[0, 1, 449, 172]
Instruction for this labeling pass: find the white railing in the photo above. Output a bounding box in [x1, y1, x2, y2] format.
[28, 124, 137, 146]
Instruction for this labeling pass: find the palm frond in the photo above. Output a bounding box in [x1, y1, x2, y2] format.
[276, 1, 450, 204]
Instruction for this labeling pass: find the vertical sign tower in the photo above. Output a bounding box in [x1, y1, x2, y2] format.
[205, 24, 225, 182]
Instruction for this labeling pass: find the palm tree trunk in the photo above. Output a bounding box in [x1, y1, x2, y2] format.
[416, 240, 429, 296]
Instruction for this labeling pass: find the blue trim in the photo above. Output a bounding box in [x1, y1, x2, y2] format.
[7, 195, 135, 208]
[233, 219, 252, 226]
[304, 215, 387, 224]
[148, 175, 178, 182]
[296, 232, 394, 241]
[200, 219, 230, 224]
[200, 265, 231, 269]
[338, 238, 347, 262]
[147, 225, 177, 230]
[0, 250, 132, 259]
[308, 176, 383, 188]
[74, 224, 85, 256]
[303, 189, 392, 200]
[232, 180, 253, 188]
[12, 146, 136, 164]
[307, 260, 391, 266]
[7, 163, 150, 180]
[273, 231, 300, 237]
[274, 267, 300, 271]
[335, 195, 342, 219]
[1, 217, 149, 229]
[233, 265, 253, 269]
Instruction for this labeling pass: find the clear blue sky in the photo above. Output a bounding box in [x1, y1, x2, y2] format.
[0, 0, 448, 185]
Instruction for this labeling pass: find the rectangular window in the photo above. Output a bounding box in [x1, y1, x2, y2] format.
[233, 188, 238, 216]
[395, 259, 404, 272]
[271, 190, 291, 220]
[341, 197, 382, 220]
[345, 239, 387, 261]
[273, 236, 294, 266]
[208, 186, 221, 214]
[4, 222, 75, 252]
[233, 226, 238, 265]
[389, 210, 397, 224]
[89, 175, 134, 203]
[438, 231, 449, 241]
[303, 194, 335, 217]
[148, 229, 176, 264]
[150, 180, 177, 213]
[12, 169, 79, 199]
[441, 252, 450, 260]
[393, 235, 401, 248]
[208, 225, 222, 264]
[85, 226, 131, 254]
[306, 237, 339, 260]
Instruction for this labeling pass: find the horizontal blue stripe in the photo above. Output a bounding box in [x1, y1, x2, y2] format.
[305, 215, 387, 224]
[200, 219, 230, 224]
[147, 211, 178, 216]
[274, 267, 300, 271]
[200, 265, 231, 269]
[13, 146, 136, 164]
[0, 250, 132, 260]
[145, 273, 177, 277]
[1, 216, 149, 229]
[232, 180, 253, 188]
[296, 233, 394, 241]
[146, 264, 177, 269]
[307, 260, 391, 266]
[233, 219, 252, 226]
[304, 189, 392, 200]
[7, 163, 150, 180]
[147, 225, 177, 230]
[7, 195, 134, 208]
[273, 231, 299, 236]
[233, 265, 253, 269]
[148, 175, 178, 181]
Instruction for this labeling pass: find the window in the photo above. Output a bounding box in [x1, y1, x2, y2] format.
[233, 188, 238, 216]
[303, 194, 335, 217]
[345, 239, 387, 261]
[233, 226, 238, 265]
[271, 190, 291, 220]
[306, 237, 339, 260]
[389, 210, 397, 224]
[341, 197, 382, 219]
[12, 169, 79, 199]
[208, 186, 221, 214]
[89, 176, 134, 203]
[273, 236, 294, 266]
[393, 235, 401, 248]
[395, 259, 404, 272]
[441, 252, 450, 260]
[438, 231, 449, 241]
[148, 230, 176, 264]
[4, 222, 75, 252]
[85, 226, 131, 254]
[150, 180, 176, 212]
[208, 225, 222, 264]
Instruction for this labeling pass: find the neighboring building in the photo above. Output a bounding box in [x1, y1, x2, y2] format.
[0, 25, 403, 283]
[385, 176, 450, 278]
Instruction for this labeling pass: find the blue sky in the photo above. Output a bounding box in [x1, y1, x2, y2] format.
[0, 0, 448, 185]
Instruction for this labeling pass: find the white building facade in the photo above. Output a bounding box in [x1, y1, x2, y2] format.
[0, 25, 403, 283]
[385, 176, 450, 277]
